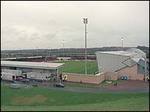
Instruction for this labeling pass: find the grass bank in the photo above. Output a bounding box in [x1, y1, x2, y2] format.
[1, 83, 149, 111]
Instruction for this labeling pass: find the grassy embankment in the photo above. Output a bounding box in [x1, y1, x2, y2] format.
[1, 83, 149, 111]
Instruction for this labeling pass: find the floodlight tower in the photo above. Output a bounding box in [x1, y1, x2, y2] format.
[36, 46, 38, 56]
[83, 18, 88, 75]
[121, 37, 124, 51]
[144, 55, 147, 82]
[62, 40, 65, 57]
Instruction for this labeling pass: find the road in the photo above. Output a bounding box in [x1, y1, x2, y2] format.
[2, 80, 149, 93]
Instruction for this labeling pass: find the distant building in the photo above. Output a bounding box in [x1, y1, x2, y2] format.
[96, 48, 149, 80]
[1, 61, 64, 81]
[57, 57, 71, 61]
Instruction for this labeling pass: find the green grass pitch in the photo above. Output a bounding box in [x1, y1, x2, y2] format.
[57, 60, 98, 74]
[1, 83, 149, 111]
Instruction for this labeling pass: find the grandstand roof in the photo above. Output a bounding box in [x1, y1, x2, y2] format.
[96, 48, 146, 58]
[1, 61, 64, 70]
[96, 51, 134, 56]
[96, 48, 146, 66]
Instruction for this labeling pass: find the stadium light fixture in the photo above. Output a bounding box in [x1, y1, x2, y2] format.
[83, 18, 88, 75]
[121, 37, 124, 50]
[62, 40, 65, 57]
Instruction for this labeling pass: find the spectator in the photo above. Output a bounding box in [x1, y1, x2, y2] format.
[114, 82, 117, 86]
[63, 75, 67, 82]
[59, 73, 62, 82]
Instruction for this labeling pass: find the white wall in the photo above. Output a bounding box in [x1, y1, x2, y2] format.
[2, 69, 22, 76]
[1, 69, 22, 80]
[1, 72, 14, 80]
[1, 68, 57, 81]
[96, 53, 135, 72]
[27, 70, 56, 80]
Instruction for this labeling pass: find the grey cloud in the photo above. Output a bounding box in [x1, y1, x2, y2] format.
[1, 1, 149, 50]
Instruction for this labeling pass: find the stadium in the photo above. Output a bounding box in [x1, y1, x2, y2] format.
[96, 48, 149, 81]
[1, 48, 149, 111]
[1, 48, 149, 84]
[1, 61, 64, 82]
[1, 1, 149, 111]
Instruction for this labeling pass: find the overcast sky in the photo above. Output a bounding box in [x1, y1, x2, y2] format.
[1, 1, 149, 50]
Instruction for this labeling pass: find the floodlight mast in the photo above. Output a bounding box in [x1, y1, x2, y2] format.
[144, 56, 147, 82]
[121, 37, 124, 51]
[83, 18, 88, 75]
[62, 40, 64, 57]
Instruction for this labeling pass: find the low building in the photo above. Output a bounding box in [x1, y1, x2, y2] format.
[1, 61, 64, 81]
[96, 48, 149, 81]
[57, 57, 71, 61]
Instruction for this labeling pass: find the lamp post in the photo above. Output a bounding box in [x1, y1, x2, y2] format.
[144, 56, 147, 82]
[36, 47, 38, 56]
[121, 37, 124, 51]
[62, 40, 64, 57]
[83, 18, 88, 75]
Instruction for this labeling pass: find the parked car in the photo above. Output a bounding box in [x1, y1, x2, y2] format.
[21, 78, 30, 83]
[53, 83, 64, 88]
[10, 83, 22, 89]
[15, 76, 24, 81]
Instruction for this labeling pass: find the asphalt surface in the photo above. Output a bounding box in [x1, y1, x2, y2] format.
[2, 80, 149, 93]
[45, 85, 149, 93]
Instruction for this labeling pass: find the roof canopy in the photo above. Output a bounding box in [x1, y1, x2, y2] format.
[126, 48, 146, 58]
[1, 61, 64, 70]
[96, 48, 146, 65]
[96, 51, 134, 56]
